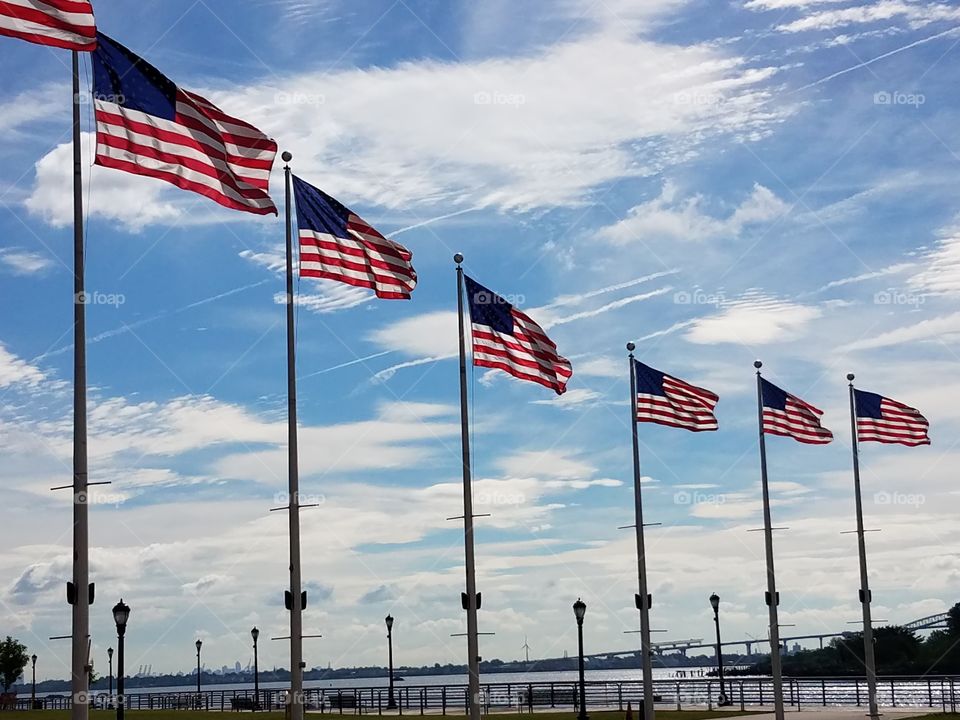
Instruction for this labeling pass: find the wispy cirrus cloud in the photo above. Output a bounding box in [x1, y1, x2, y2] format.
[0, 247, 54, 275]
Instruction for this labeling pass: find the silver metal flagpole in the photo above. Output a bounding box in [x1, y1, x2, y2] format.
[282, 152, 304, 720]
[627, 343, 655, 720]
[454, 254, 481, 720]
[754, 361, 784, 720]
[70, 48, 91, 720]
[846, 373, 880, 720]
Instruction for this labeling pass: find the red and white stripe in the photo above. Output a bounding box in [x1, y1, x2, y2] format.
[636, 376, 719, 432]
[299, 215, 416, 299]
[472, 308, 572, 395]
[0, 0, 95, 51]
[94, 89, 277, 215]
[858, 398, 930, 447]
[763, 396, 833, 445]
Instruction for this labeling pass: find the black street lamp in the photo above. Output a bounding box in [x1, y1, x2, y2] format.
[196, 640, 203, 699]
[107, 648, 114, 709]
[251, 627, 260, 710]
[573, 599, 588, 720]
[112, 599, 130, 720]
[385, 615, 396, 709]
[709, 593, 730, 706]
[30, 654, 36, 710]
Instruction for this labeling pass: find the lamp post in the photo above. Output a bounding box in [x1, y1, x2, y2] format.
[709, 593, 730, 706]
[196, 640, 203, 700]
[573, 599, 588, 720]
[107, 648, 114, 709]
[30, 654, 36, 710]
[251, 627, 260, 710]
[385, 615, 396, 709]
[112, 599, 130, 720]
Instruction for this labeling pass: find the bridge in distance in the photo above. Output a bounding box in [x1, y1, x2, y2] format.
[582, 612, 949, 660]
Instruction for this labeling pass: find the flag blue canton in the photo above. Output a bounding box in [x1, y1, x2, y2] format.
[292, 176, 351, 239]
[92, 33, 176, 120]
[759, 377, 789, 410]
[633, 361, 669, 397]
[853, 389, 884, 418]
[464, 276, 514, 335]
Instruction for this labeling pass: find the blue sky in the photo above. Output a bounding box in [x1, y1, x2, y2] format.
[2, 0, 960, 681]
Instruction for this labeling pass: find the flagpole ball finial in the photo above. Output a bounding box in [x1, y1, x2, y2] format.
[281, 151, 293, 163]
[626, 342, 636, 353]
[754, 360, 762, 369]
[454, 253, 464, 265]
[847, 373, 855, 382]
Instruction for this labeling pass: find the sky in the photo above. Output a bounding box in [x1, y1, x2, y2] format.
[1, 0, 959, 682]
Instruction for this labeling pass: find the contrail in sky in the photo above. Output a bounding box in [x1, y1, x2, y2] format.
[34, 279, 270, 362]
[790, 26, 960, 94]
[391, 207, 478, 236]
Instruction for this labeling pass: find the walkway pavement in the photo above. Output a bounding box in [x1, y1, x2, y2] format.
[722, 707, 938, 720]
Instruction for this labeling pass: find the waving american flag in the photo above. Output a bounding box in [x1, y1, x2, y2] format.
[465, 276, 572, 395]
[293, 175, 416, 299]
[760, 377, 833, 445]
[0, 0, 96, 51]
[91, 33, 278, 215]
[854, 389, 930, 447]
[634, 359, 719, 431]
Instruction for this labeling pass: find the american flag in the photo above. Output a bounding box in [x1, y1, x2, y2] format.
[464, 276, 572, 395]
[854, 389, 930, 447]
[91, 33, 277, 215]
[0, 0, 96, 51]
[760, 377, 833, 445]
[634, 359, 719, 432]
[293, 176, 416, 299]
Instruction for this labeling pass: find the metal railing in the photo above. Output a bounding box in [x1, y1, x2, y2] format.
[19, 675, 960, 713]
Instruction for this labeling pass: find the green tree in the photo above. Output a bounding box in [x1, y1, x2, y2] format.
[0, 637, 29, 692]
[947, 602, 960, 636]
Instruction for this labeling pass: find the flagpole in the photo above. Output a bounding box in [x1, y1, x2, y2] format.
[627, 343, 655, 720]
[754, 361, 784, 720]
[282, 152, 304, 720]
[454, 253, 481, 720]
[847, 373, 879, 719]
[70, 48, 91, 720]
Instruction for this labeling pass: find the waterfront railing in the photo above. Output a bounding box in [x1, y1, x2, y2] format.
[19, 675, 960, 713]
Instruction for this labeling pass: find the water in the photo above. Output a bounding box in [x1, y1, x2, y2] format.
[73, 667, 733, 696]
[39, 667, 708, 698]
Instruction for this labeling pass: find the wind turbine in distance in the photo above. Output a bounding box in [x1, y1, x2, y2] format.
[522, 636, 532, 663]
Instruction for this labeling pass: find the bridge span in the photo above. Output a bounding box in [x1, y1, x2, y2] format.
[585, 612, 949, 660]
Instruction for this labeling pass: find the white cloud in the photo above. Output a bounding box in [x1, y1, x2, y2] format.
[497, 449, 596, 480]
[0, 344, 44, 388]
[599, 181, 788, 244]
[0, 83, 65, 138]
[683, 292, 823, 345]
[575, 356, 622, 379]
[0, 248, 54, 275]
[775, 1, 960, 33]
[909, 228, 960, 297]
[745, 0, 849, 8]
[530, 387, 603, 408]
[24, 133, 182, 231]
[815, 262, 913, 293]
[841, 311, 960, 351]
[214, 400, 460, 482]
[369, 311, 458, 358]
